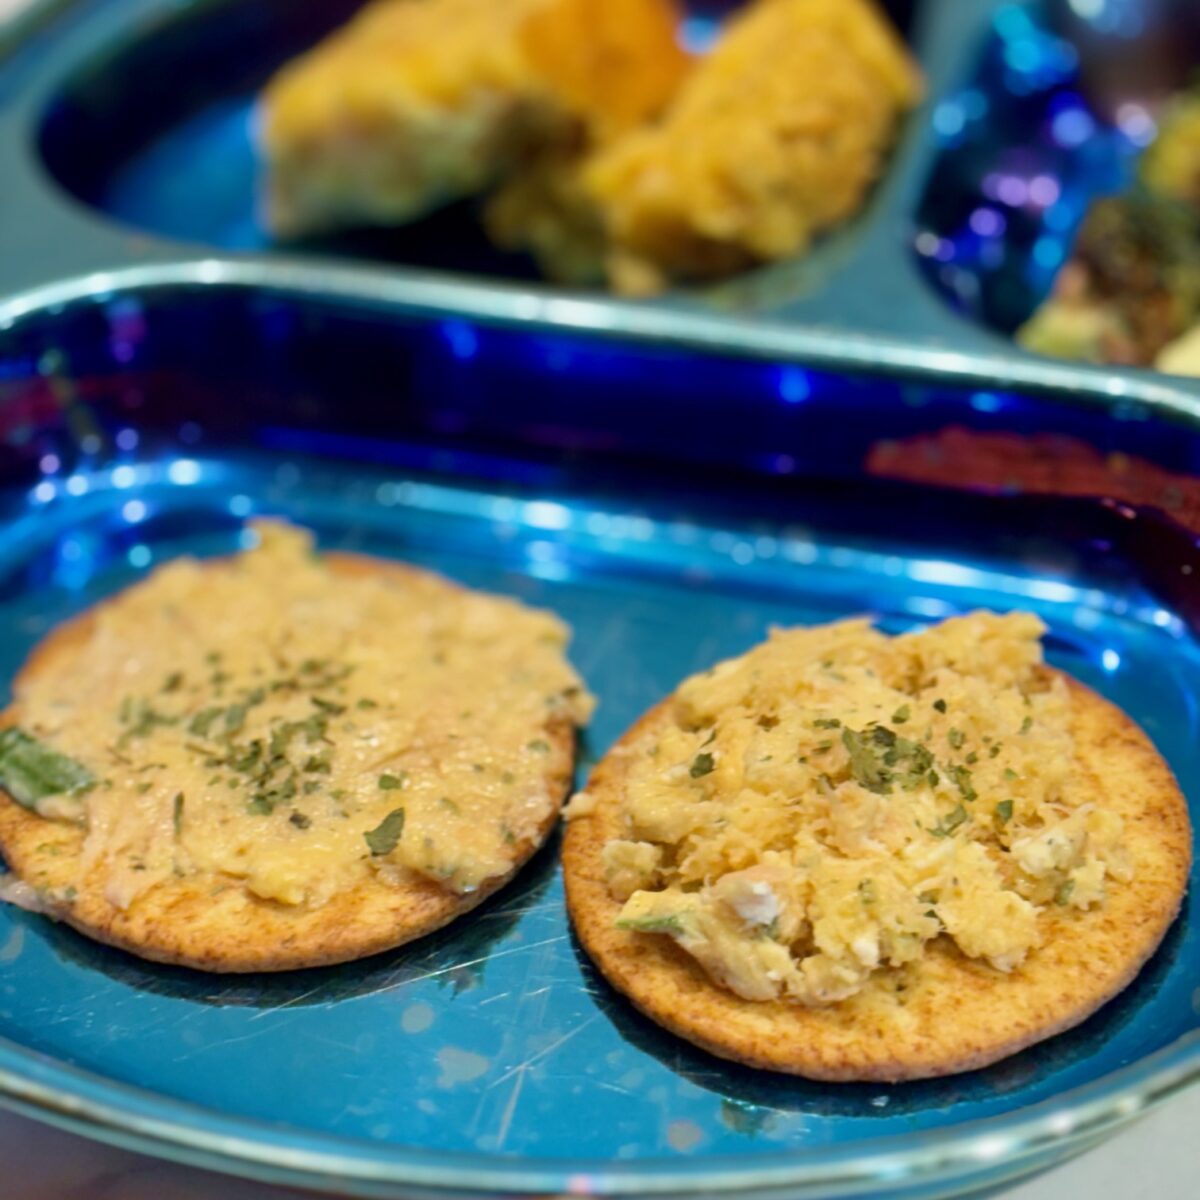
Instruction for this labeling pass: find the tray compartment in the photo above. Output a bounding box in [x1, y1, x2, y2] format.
[0, 280, 1196, 1197]
[29, 0, 929, 300]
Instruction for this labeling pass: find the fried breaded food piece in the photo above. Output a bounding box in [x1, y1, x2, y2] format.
[260, 0, 689, 238]
[1018, 192, 1200, 367]
[563, 614, 1191, 1080]
[490, 0, 922, 293]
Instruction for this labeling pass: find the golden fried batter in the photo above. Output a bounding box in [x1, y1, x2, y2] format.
[491, 0, 922, 293]
[260, 0, 689, 237]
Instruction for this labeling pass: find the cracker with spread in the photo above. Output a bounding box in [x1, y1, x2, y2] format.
[563, 612, 1190, 1080]
[0, 521, 592, 972]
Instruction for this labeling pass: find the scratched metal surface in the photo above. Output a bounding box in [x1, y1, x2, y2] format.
[0, 289, 1197, 1198]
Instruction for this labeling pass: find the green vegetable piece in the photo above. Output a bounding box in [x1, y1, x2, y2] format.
[933, 698, 948, 713]
[172, 792, 184, 836]
[378, 772, 407, 791]
[0, 728, 94, 811]
[948, 727, 965, 750]
[891, 705, 911, 725]
[995, 799, 1014, 825]
[812, 718, 841, 730]
[365, 808, 406, 855]
[1055, 878, 1076, 906]
[689, 751, 716, 778]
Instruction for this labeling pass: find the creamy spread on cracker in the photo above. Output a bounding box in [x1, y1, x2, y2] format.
[595, 613, 1131, 1006]
[2, 522, 592, 912]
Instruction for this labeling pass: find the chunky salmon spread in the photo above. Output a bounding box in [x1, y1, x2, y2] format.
[588, 613, 1131, 1005]
[1, 522, 592, 913]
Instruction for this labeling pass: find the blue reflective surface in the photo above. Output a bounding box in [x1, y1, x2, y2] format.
[0, 286, 1196, 1196]
[915, 1, 1142, 332]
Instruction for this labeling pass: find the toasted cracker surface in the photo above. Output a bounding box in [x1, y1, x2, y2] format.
[563, 676, 1192, 1081]
[0, 553, 577, 973]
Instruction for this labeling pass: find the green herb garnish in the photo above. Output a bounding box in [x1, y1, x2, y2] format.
[948, 764, 977, 802]
[378, 772, 407, 790]
[188, 707, 223, 738]
[1055, 879, 1075, 906]
[364, 808, 405, 855]
[0, 729, 94, 810]
[812, 718, 841, 730]
[118, 699, 177, 745]
[162, 672, 184, 694]
[891, 705, 911, 725]
[527, 738, 550, 754]
[930, 804, 969, 838]
[948, 728, 965, 750]
[933, 698, 947, 713]
[689, 751, 715, 778]
[842, 725, 934, 795]
[842, 727, 890, 794]
[995, 799, 1014, 825]
[289, 811, 311, 830]
[1020, 716, 1033, 735]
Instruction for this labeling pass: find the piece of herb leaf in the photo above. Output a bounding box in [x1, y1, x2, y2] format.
[929, 804, 969, 838]
[364, 808, 405, 855]
[0, 728, 94, 810]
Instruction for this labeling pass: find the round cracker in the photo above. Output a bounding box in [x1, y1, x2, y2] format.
[0, 553, 578, 973]
[563, 674, 1192, 1082]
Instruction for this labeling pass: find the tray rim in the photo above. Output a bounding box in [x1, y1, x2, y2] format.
[3, 258, 1200, 422]
[0, 1027, 1194, 1198]
[0, 0, 1192, 393]
[0, 260, 1198, 1197]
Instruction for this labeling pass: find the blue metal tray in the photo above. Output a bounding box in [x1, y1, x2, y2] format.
[0, 275, 1196, 1198]
[1, 0, 1199, 411]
